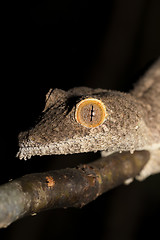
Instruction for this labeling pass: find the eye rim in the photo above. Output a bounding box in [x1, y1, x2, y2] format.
[75, 98, 107, 128]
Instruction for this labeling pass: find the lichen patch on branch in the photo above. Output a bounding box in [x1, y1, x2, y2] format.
[46, 176, 55, 188]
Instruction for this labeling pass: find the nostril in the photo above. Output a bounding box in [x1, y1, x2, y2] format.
[28, 135, 36, 142]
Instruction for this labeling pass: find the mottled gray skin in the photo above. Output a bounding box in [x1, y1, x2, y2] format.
[17, 59, 160, 180]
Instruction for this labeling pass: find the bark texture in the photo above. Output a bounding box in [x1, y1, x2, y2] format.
[0, 150, 149, 228]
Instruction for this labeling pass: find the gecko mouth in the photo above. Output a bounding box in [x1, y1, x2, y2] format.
[17, 143, 50, 160]
[17, 133, 110, 160]
[17, 140, 79, 160]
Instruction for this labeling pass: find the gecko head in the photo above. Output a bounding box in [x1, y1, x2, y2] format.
[17, 87, 146, 160]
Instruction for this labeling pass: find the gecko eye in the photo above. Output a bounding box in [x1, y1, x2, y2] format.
[75, 98, 107, 128]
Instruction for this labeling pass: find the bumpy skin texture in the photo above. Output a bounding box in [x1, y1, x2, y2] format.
[17, 59, 160, 180]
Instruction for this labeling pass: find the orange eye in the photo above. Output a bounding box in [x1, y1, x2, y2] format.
[75, 98, 107, 128]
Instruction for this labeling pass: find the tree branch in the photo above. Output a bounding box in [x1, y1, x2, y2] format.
[0, 151, 150, 228]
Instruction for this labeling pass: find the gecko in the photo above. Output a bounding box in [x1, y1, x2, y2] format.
[17, 59, 160, 180]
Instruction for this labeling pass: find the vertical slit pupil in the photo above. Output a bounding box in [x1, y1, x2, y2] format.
[90, 105, 94, 122]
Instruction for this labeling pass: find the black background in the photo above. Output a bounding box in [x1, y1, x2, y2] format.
[1, 0, 160, 239]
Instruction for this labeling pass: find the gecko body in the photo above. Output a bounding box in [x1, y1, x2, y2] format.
[17, 59, 160, 180]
